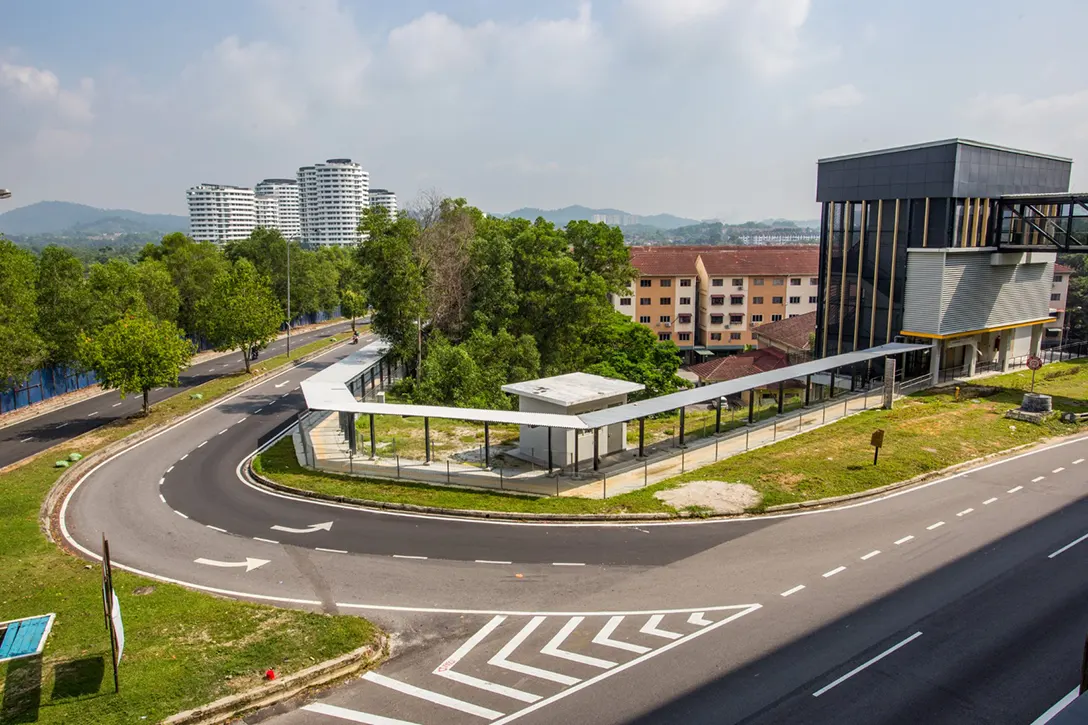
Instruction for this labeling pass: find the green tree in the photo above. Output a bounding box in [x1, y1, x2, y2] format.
[565, 220, 637, 295]
[340, 289, 366, 332]
[87, 258, 146, 330]
[36, 245, 90, 368]
[358, 207, 426, 372]
[585, 313, 688, 399]
[141, 232, 228, 334]
[0, 238, 45, 389]
[78, 313, 195, 414]
[467, 234, 517, 333]
[135, 259, 181, 323]
[198, 259, 283, 373]
[412, 333, 485, 407]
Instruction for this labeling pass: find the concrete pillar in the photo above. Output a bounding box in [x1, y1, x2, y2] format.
[965, 342, 977, 378]
[929, 341, 942, 386]
[999, 334, 1011, 372]
[1030, 324, 1043, 357]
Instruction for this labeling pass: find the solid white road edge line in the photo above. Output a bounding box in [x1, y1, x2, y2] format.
[812, 631, 923, 697]
[434, 615, 542, 704]
[489, 617, 580, 685]
[1048, 532, 1088, 559]
[253, 537, 279, 544]
[1029, 687, 1080, 725]
[363, 671, 504, 720]
[780, 585, 806, 597]
[489, 605, 761, 725]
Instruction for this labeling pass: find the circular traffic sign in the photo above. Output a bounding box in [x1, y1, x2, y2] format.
[1027, 355, 1043, 371]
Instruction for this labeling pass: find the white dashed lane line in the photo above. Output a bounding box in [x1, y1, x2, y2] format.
[218, 428, 228, 436]
[175, 511, 188, 519]
[253, 537, 279, 544]
[476, 560, 512, 565]
[197, 441, 207, 448]
[983, 497, 998, 505]
[1073, 458, 1084, 465]
[860, 550, 881, 561]
[957, 508, 974, 517]
[393, 554, 427, 560]
[316, 547, 347, 554]
[780, 585, 806, 597]
[180, 453, 189, 461]
[158, 477, 165, 486]
[1052, 468, 1064, 474]
[158, 494, 166, 503]
[88, 411, 99, 417]
[166, 465, 174, 473]
[1032, 476, 1046, 482]
[1008, 486, 1023, 494]
[823, 566, 846, 578]
[206, 525, 227, 533]
[926, 521, 946, 531]
[112, 402, 122, 408]
[553, 562, 586, 567]
[895, 535, 915, 545]
[1049, 533, 1088, 559]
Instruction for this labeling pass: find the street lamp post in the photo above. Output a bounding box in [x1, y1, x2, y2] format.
[286, 239, 291, 358]
[0, 189, 11, 200]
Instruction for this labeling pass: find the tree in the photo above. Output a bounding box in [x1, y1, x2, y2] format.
[87, 258, 146, 330]
[565, 220, 637, 295]
[78, 313, 195, 415]
[467, 234, 517, 333]
[141, 232, 228, 334]
[0, 238, 45, 390]
[36, 245, 90, 368]
[135, 259, 180, 323]
[340, 289, 366, 332]
[198, 259, 284, 373]
[585, 313, 688, 399]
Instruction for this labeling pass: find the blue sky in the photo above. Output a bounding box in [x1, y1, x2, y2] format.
[2, 0, 1087, 221]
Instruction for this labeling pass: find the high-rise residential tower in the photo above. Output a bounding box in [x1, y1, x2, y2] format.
[368, 188, 397, 218]
[254, 178, 301, 240]
[186, 184, 257, 244]
[297, 159, 369, 246]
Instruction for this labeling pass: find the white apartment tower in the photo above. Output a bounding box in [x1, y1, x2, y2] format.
[186, 184, 257, 244]
[297, 158, 369, 246]
[254, 178, 301, 240]
[368, 188, 397, 218]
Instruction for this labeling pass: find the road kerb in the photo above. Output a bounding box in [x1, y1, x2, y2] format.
[162, 636, 387, 725]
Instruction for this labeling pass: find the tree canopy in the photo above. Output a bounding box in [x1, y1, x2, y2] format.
[0, 238, 45, 390]
[198, 258, 284, 373]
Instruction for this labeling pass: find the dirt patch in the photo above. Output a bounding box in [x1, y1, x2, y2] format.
[655, 480, 762, 514]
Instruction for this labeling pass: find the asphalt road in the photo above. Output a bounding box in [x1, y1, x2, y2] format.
[59, 342, 1088, 724]
[0, 319, 352, 468]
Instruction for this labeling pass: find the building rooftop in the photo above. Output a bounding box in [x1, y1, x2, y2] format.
[259, 178, 297, 185]
[628, 247, 701, 276]
[370, 188, 394, 195]
[502, 372, 644, 407]
[1055, 263, 1075, 274]
[818, 138, 1072, 165]
[751, 311, 817, 351]
[684, 348, 790, 383]
[698, 246, 819, 275]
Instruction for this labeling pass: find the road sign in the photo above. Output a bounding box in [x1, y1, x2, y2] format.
[871, 429, 885, 465]
[101, 535, 121, 692]
[1027, 355, 1043, 371]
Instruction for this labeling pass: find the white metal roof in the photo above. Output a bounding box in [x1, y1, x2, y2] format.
[501, 372, 644, 407]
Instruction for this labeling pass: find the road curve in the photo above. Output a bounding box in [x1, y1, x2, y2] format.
[0, 319, 353, 468]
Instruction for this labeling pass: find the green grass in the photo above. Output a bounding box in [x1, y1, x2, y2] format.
[254, 437, 675, 515]
[0, 330, 380, 724]
[656, 359, 1088, 509]
[356, 411, 519, 463]
[628, 392, 805, 447]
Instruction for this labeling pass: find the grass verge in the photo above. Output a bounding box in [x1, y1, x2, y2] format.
[255, 359, 1088, 517]
[0, 331, 380, 725]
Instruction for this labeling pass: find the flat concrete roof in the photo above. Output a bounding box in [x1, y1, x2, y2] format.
[502, 373, 645, 407]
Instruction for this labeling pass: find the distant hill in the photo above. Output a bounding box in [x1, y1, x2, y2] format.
[0, 201, 187, 236]
[503, 205, 701, 230]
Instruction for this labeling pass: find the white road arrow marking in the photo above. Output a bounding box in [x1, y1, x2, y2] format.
[194, 557, 269, 572]
[274, 380, 290, 388]
[270, 521, 333, 534]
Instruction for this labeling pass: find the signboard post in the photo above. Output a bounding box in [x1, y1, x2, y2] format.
[101, 535, 122, 693]
[1027, 355, 1043, 392]
[870, 429, 885, 465]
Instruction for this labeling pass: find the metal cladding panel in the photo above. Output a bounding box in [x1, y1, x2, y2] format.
[901, 252, 945, 335]
[938, 253, 1054, 334]
[577, 342, 929, 428]
[817, 143, 957, 202]
[953, 144, 1071, 198]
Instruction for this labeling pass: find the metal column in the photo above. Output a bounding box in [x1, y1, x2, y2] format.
[715, 399, 722, 433]
[547, 427, 553, 472]
[748, 391, 755, 424]
[368, 413, 376, 459]
[573, 431, 579, 473]
[638, 418, 645, 458]
[593, 428, 600, 471]
[679, 407, 686, 448]
[484, 421, 490, 469]
[424, 417, 431, 464]
[777, 381, 784, 415]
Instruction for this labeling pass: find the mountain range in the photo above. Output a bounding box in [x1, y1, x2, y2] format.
[0, 201, 188, 236]
[502, 205, 702, 230]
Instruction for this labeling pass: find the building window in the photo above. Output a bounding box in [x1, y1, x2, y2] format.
[640, 297, 651, 305]
[731, 278, 743, 286]
[771, 314, 783, 322]
[730, 314, 743, 324]
[789, 296, 801, 304]
[1052, 293, 1062, 301]
[679, 296, 692, 305]
[752, 296, 764, 304]
[660, 297, 672, 305]
[712, 278, 724, 287]
[790, 278, 801, 286]
[753, 278, 764, 286]
[710, 314, 724, 324]
[640, 279, 652, 287]
[660, 279, 672, 287]
[809, 296, 817, 304]
[659, 332, 672, 341]
[1055, 275, 1064, 282]
[711, 295, 725, 305]
[751, 314, 763, 323]
[772, 296, 783, 304]
[639, 315, 651, 323]
[772, 278, 784, 286]
[680, 278, 692, 287]
[660, 315, 671, 323]
[710, 332, 722, 341]
[730, 332, 742, 340]
[619, 298, 632, 306]
[810, 277, 818, 285]
[730, 295, 743, 305]
[678, 332, 691, 341]
[678, 313, 692, 323]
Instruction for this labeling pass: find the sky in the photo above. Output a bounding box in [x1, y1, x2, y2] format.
[2, 0, 1088, 222]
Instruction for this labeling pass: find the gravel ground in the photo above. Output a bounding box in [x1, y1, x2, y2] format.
[655, 479, 762, 513]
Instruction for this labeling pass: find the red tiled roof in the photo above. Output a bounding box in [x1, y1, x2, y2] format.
[698, 246, 819, 275]
[628, 247, 700, 276]
[684, 347, 789, 383]
[751, 311, 816, 351]
[1055, 263, 1075, 274]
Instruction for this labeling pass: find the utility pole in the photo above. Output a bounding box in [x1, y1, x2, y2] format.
[286, 239, 292, 358]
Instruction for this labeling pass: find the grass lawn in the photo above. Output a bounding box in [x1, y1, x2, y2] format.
[629, 392, 806, 447]
[356, 410, 519, 463]
[255, 436, 675, 515]
[0, 330, 381, 724]
[657, 360, 1088, 509]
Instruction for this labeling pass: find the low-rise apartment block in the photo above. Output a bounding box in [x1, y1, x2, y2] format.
[1047, 263, 1074, 345]
[613, 248, 699, 354]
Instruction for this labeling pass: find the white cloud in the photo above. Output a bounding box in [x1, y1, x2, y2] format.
[809, 83, 864, 110]
[965, 89, 1088, 140]
[0, 61, 94, 122]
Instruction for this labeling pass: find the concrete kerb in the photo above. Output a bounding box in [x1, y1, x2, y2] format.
[38, 338, 348, 543]
[162, 636, 387, 725]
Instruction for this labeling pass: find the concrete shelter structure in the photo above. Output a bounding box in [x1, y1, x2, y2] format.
[501, 373, 644, 468]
